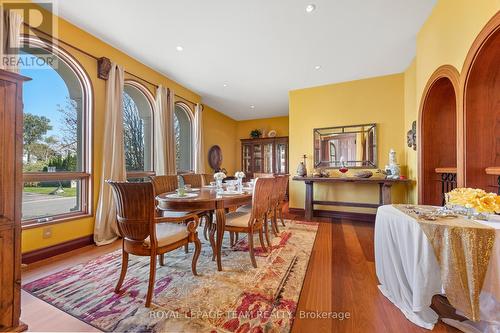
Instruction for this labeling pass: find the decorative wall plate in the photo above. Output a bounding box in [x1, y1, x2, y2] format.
[268, 129, 277, 137]
[208, 145, 223, 170]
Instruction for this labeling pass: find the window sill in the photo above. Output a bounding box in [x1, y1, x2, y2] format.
[22, 212, 93, 230]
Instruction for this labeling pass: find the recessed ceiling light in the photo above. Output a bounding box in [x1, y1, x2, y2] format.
[176, 46, 183, 51]
[314, 65, 321, 70]
[250, 105, 255, 109]
[305, 4, 316, 13]
[223, 83, 228, 87]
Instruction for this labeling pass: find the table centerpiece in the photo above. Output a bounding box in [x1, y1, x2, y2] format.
[446, 187, 500, 220]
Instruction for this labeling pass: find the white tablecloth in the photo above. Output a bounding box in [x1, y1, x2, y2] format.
[375, 205, 500, 333]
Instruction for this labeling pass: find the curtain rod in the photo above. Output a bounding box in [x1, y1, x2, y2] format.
[23, 24, 199, 106]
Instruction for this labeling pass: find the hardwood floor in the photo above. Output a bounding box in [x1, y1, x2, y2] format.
[20, 211, 459, 332]
[287, 211, 459, 333]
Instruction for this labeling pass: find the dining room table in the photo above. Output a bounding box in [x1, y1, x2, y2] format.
[156, 186, 253, 271]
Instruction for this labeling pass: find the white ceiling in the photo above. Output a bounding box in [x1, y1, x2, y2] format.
[54, 0, 436, 120]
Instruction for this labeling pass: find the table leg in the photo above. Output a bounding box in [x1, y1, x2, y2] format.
[215, 207, 226, 271]
[380, 183, 393, 205]
[305, 181, 314, 220]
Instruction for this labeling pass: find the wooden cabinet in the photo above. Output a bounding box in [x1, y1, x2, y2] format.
[241, 137, 289, 178]
[0, 70, 29, 332]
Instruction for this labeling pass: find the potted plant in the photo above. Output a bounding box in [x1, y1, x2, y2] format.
[250, 129, 262, 139]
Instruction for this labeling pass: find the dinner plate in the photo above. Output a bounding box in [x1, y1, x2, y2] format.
[221, 190, 242, 195]
[165, 193, 198, 199]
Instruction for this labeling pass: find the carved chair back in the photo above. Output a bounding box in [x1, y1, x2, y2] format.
[277, 175, 289, 203]
[270, 176, 281, 207]
[202, 173, 213, 186]
[149, 175, 178, 196]
[181, 173, 203, 188]
[107, 181, 156, 243]
[250, 177, 274, 224]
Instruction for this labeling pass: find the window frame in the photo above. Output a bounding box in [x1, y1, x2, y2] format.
[123, 80, 156, 180]
[174, 101, 194, 174]
[21, 36, 94, 228]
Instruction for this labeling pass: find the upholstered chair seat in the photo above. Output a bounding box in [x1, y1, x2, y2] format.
[143, 223, 190, 248]
[225, 211, 251, 227]
[236, 204, 252, 213]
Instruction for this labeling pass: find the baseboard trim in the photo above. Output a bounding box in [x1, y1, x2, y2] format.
[22, 235, 94, 264]
[288, 208, 375, 222]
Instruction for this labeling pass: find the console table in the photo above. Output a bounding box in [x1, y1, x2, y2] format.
[292, 176, 411, 220]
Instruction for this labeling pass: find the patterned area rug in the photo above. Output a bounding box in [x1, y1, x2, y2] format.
[23, 220, 318, 332]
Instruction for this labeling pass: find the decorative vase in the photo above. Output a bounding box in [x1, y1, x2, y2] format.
[216, 179, 223, 193]
[237, 177, 243, 192]
[297, 162, 307, 177]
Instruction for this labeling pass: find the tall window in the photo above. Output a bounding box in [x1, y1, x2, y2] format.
[20, 38, 92, 224]
[122, 82, 154, 177]
[174, 103, 193, 172]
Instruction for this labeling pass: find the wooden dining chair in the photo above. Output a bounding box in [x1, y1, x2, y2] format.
[107, 181, 201, 307]
[224, 177, 274, 268]
[149, 174, 178, 195]
[267, 176, 282, 236]
[181, 173, 203, 188]
[201, 173, 213, 186]
[276, 175, 289, 227]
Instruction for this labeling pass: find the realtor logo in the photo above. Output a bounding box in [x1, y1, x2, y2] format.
[1, 0, 58, 69]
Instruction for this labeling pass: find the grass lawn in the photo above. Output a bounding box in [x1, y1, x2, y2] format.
[23, 187, 77, 197]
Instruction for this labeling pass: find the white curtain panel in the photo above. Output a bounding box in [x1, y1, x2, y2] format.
[0, 10, 23, 72]
[193, 103, 205, 173]
[154, 86, 176, 175]
[94, 63, 126, 246]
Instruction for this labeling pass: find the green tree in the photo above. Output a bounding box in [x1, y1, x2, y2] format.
[23, 113, 52, 163]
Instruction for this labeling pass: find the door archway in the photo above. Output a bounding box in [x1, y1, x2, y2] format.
[462, 12, 500, 191]
[418, 65, 460, 205]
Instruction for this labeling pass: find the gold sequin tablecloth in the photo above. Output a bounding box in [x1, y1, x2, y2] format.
[394, 205, 495, 321]
[374, 205, 500, 331]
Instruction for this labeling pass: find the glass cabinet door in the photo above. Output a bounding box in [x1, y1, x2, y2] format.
[263, 143, 273, 173]
[243, 144, 251, 173]
[253, 144, 263, 172]
[275, 142, 288, 174]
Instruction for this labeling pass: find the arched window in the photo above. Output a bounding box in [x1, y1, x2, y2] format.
[20, 37, 92, 224]
[174, 103, 193, 172]
[122, 81, 154, 177]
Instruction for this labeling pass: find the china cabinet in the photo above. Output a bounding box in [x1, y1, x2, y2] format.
[0, 70, 30, 331]
[241, 137, 288, 178]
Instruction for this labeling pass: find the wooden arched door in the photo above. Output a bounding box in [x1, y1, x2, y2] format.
[462, 12, 500, 191]
[418, 66, 460, 205]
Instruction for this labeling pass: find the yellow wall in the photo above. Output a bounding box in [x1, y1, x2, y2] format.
[289, 74, 407, 213]
[235, 116, 289, 171]
[236, 116, 289, 139]
[203, 106, 238, 174]
[404, 59, 417, 203]
[403, 0, 500, 203]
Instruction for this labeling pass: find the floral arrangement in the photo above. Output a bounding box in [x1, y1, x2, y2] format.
[235, 171, 245, 178]
[214, 172, 226, 181]
[446, 188, 500, 214]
